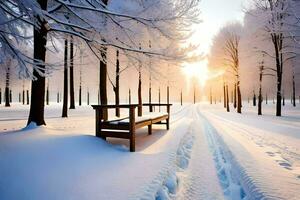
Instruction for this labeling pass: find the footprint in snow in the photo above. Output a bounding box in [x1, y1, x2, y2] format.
[278, 162, 293, 170]
[266, 152, 275, 157]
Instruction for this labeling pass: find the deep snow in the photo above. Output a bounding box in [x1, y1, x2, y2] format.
[0, 102, 299, 200]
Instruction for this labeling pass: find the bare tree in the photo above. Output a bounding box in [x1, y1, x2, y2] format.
[223, 25, 242, 113]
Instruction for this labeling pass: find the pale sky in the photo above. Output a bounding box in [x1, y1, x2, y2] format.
[191, 0, 247, 54]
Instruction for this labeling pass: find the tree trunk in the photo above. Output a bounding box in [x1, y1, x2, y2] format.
[79, 86, 82, 106]
[0, 88, 2, 104]
[265, 93, 268, 105]
[253, 92, 256, 106]
[167, 86, 170, 104]
[62, 39, 68, 118]
[27, 0, 48, 126]
[274, 39, 283, 116]
[159, 87, 161, 112]
[57, 92, 59, 103]
[292, 74, 296, 107]
[180, 90, 183, 106]
[258, 71, 262, 115]
[226, 85, 230, 112]
[5, 66, 10, 107]
[234, 83, 237, 108]
[26, 90, 29, 105]
[114, 50, 120, 117]
[46, 81, 49, 105]
[138, 69, 142, 116]
[237, 84, 242, 113]
[223, 83, 226, 108]
[128, 89, 131, 104]
[100, 48, 108, 120]
[149, 77, 152, 112]
[22, 87, 25, 105]
[9, 90, 12, 103]
[87, 90, 89, 105]
[69, 36, 75, 109]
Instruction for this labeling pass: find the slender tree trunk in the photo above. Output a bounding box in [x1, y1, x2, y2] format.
[292, 74, 296, 107]
[114, 50, 120, 117]
[62, 39, 68, 118]
[158, 87, 161, 112]
[149, 79, 152, 112]
[167, 86, 170, 104]
[57, 92, 59, 103]
[26, 90, 29, 105]
[46, 81, 49, 105]
[266, 93, 268, 105]
[128, 89, 131, 104]
[223, 83, 226, 108]
[253, 92, 256, 106]
[9, 90, 12, 103]
[237, 84, 242, 113]
[180, 90, 183, 106]
[226, 85, 230, 112]
[282, 92, 285, 106]
[138, 69, 142, 116]
[234, 83, 237, 108]
[79, 86, 82, 106]
[98, 0, 109, 120]
[27, 0, 48, 126]
[274, 39, 282, 116]
[5, 66, 10, 107]
[258, 70, 263, 115]
[87, 90, 89, 105]
[22, 86, 25, 105]
[0, 88, 2, 104]
[69, 36, 75, 109]
[100, 47, 108, 120]
[18, 93, 21, 103]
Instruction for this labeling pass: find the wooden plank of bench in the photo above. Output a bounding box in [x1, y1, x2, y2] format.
[151, 115, 168, 124]
[101, 123, 129, 130]
[101, 130, 130, 139]
[135, 119, 152, 129]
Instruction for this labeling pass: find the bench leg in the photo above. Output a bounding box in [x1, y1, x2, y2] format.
[166, 118, 169, 130]
[130, 129, 136, 152]
[148, 124, 152, 135]
[130, 137, 135, 152]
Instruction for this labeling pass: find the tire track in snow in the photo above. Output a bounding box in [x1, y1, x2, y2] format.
[200, 109, 300, 200]
[205, 112, 300, 179]
[196, 110, 249, 200]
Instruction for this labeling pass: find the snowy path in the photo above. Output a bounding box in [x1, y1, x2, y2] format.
[199, 104, 300, 200]
[176, 107, 225, 200]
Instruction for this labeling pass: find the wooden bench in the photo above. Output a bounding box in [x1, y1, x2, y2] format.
[91, 104, 172, 152]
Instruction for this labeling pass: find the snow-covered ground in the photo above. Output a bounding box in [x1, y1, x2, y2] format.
[0, 102, 299, 200]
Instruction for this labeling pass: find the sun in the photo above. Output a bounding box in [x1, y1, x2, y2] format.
[182, 59, 209, 87]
